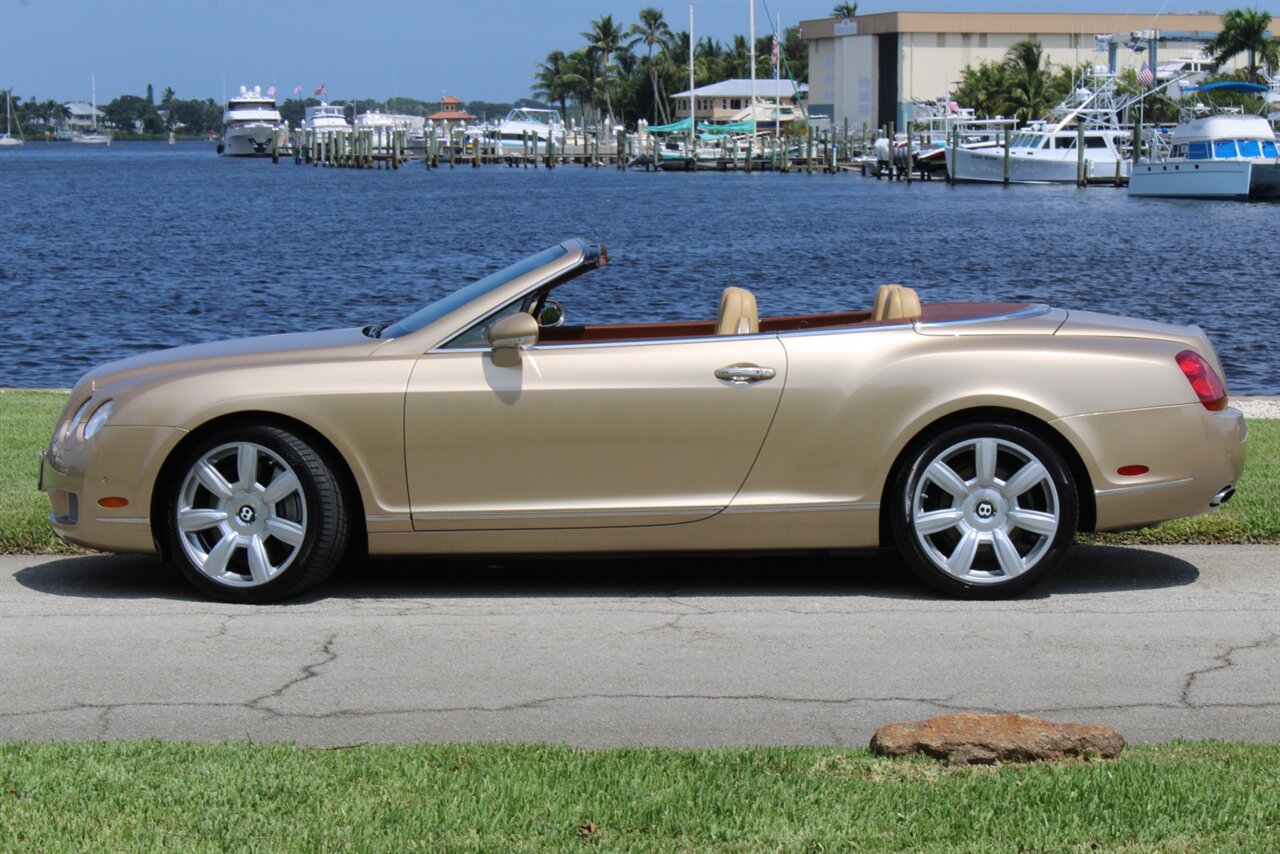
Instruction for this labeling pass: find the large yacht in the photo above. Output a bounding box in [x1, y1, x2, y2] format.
[303, 102, 351, 134]
[219, 86, 285, 156]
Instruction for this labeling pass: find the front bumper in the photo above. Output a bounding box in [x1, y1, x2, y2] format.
[40, 424, 186, 554]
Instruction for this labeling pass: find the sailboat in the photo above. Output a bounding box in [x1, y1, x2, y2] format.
[0, 90, 23, 147]
[71, 73, 111, 145]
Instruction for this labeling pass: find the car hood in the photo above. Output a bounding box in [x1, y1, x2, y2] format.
[82, 327, 381, 394]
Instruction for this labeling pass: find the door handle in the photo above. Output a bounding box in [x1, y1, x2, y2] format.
[715, 364, 776, 384]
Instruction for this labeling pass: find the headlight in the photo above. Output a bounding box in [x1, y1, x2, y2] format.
[63, 398, 96, 441]
[83, 401, 113, 440]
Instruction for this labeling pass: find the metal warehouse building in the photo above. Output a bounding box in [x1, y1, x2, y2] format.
[800, 11, 1238, 130]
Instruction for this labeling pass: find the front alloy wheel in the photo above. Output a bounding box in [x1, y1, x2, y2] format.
[166, 426, 348, 602]
[891, 422, 1078, 598]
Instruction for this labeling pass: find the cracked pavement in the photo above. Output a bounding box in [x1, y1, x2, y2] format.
[1, 544, 1277, 746]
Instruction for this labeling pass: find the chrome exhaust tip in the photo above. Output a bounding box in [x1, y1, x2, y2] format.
[1210, 485, 1236, 507]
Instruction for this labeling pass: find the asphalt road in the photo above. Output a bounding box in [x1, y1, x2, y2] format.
[2, 545, 1276, 747]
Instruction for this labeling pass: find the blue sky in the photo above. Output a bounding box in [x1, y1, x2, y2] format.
[0, 0, 1263, 103]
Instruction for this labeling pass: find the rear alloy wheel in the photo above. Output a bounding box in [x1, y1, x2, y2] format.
[891, 422, 1077, 598]
[166, 426, 348, 603]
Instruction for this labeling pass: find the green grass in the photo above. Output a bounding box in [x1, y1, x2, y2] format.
[1, 741, 1277, 851]
[2, 389, 1277, 553]
[0, 390, 70, 553]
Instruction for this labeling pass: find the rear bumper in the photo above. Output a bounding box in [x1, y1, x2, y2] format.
[1057, 404, 1246, 532]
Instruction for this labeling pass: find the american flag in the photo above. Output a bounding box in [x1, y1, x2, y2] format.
[293, 83, 302, 96]
[314, 82, 327, 96]
[1137, 63, 1155, 88]
[771, 34, 779, 71]
[266, 84, 276, 98]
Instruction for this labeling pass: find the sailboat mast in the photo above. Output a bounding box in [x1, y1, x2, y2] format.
[776, 14, 781, 138]
[749, 0, 756, 138]
[688, 4, 695, 155]
[91, 73, 96, 130]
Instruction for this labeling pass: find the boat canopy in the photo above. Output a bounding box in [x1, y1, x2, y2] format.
[645, 117, 694, 134]
[699, 120, 756, 134]
[1183, 81, 1269, 94]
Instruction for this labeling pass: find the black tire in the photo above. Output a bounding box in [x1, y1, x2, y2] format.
[164, 425, 349, 603]
[890, 421, 1077, 599]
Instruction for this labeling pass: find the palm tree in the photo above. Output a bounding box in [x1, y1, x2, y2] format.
[582, 14, 625, 123]
[626, 7, 675, 124]
[1001, 40, 1055, 123]
[1205, 8, 1278, 84]
[533, 50, 576, 123]
[831, 2, 858, 19]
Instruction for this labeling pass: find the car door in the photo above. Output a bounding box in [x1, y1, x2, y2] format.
[404, 335, 787, 530]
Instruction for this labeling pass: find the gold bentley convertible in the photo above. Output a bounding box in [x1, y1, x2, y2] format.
[40, 238, 1246, 602]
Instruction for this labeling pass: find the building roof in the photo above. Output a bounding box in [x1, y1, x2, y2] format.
[428, 109, 474, 121]
[440, 95, 462, 106]
[62, 101, 104, 117]
[799, 11, 1224, 39]
[671, 79, 808, 99]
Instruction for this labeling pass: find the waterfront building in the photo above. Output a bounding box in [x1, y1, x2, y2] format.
[670, 79, 808, 124]
[800, 11, 1247, 131]
[427, 95, 475, 136]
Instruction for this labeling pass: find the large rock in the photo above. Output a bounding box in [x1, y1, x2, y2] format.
[870, 712, 1124, 765]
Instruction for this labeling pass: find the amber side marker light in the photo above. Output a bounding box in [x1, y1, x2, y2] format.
[1117, 465, 1150, 476]
[1176, 350, 1228, 411]
[98, 497, 129, 509]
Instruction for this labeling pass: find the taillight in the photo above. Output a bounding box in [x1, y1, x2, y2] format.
[1175, 350, 1227, 411]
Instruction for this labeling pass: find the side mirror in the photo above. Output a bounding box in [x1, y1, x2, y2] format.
[536, 299, 566, 328]
[487, 312, 539, 367]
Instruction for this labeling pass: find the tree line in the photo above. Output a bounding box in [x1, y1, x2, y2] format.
[532, 6, 810, 128]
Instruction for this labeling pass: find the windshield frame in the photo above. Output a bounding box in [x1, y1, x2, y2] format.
[380, 244, 575, 340]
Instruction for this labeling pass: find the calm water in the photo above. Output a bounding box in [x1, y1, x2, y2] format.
[2, 141, 1277, 392]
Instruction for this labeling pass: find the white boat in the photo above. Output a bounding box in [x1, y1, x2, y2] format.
[353, 110, 422, 152]
[219, 85, 285, 157]
[492, 107, 564, 149]
[1130, 84, 1280, 200]
[1, 90, 23, 147]
[948, 72, 1133, 184]
[71, 73, 111, 145]
[303, 102, 351, 134]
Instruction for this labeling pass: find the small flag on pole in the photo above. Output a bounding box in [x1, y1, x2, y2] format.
[293, 83, 302, 96]
[266, 84, 276, 98]
[771, 34, 779, 71]
[314, 82, 327, 96]
[1137, 63, 1155, 88]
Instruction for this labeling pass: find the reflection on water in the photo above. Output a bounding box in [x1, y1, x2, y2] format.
[1, 141, 1276, 392]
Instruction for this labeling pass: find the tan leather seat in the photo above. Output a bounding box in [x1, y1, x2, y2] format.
[716, 286, 760, 335]
[872, 284, 922, 321]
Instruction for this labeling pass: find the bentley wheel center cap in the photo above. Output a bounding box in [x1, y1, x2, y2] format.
[976, 500, 996, 520]
[237, 505, 256, 524]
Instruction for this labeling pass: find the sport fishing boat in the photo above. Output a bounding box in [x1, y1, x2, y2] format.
[492, 107, 564, 149]
[948, 72, 1133, 184]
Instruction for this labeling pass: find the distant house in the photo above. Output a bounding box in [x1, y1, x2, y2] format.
[59, 101, 105, 135]
[670, 79, 808, 123]
[428, 95, 475, 135]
